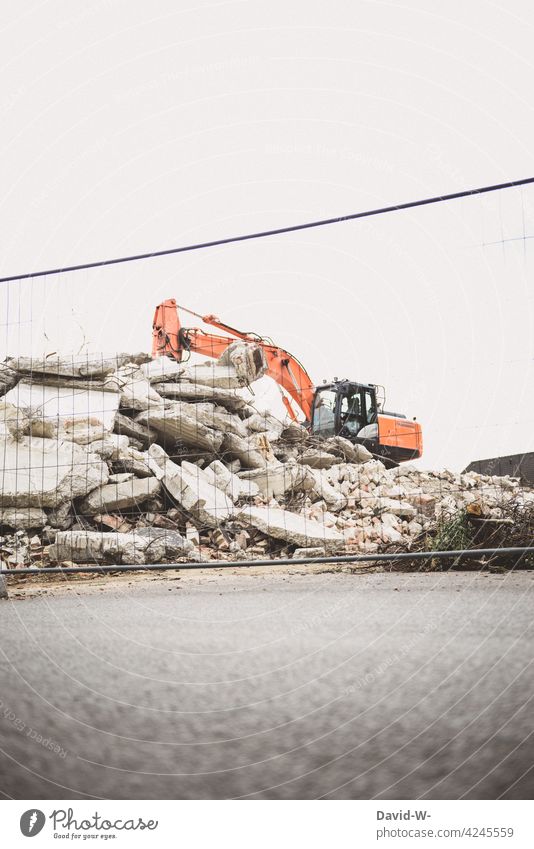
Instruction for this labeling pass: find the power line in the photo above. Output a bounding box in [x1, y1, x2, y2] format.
[2, 176, 534, 285]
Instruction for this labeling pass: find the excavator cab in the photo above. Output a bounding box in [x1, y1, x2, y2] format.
[311, 380, 422, 466]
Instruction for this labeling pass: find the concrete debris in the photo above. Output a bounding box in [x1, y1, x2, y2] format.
[217, 340, 267, 384]
[141, 357, 185, 383]
[3, 381, 121, 439]
[222, 431, 277, 469]
[137, 402, 224, 452]
[0, 437, 109, 508]
[0, 508, 48, 530]
[156, 382, 248, 412]
[49, 530, 164, 565]
[1, 344, 532, 570]
[292, 546, 327, 559]
[104, 364, 166, 411]
[148, 445, 234, 527]
[237, 505, 345, 551]
[113, 411, 157, 447]
[238, 462, 311, 500]
[0, 363, 18, 397]
[79, 477, 161, 515]
[135, 527, 194, 558]
[203, 460, 259, 501]
[6, 353, 150, 378]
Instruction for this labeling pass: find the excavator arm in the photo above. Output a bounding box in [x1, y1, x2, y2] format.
[152, 299, 316, 421]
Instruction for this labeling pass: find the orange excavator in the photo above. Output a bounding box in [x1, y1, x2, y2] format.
[152, 299, 423, 466]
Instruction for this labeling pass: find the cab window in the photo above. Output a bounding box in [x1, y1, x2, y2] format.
[339, 390, 363, 436]
[312, 389, 337, 436]
[363, 390, 377, 424]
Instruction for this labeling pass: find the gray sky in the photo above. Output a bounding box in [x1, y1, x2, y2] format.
[1, 0, 533, 470]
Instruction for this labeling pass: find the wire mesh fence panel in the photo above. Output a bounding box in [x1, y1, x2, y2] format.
[0, 340, 533, 575]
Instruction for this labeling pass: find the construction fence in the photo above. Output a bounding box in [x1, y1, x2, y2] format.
[0, 342, 533, 574]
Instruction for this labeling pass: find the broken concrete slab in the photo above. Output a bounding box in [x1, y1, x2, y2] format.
[179, 363, 244, 389]
[324, 436, 373, 464]
[238, 462, 311, 500]
[5, 354, 151, 377]
[113, 445, 162, 479]
[78, 477, 161, 515]
[0, 362, 18, 397]
[45, 501, 73, 530]
[204, 460, 259, 501]
[245, 411, 284, 442]
[6, 353, 150, 378]
[0, 437, 109, 508]
[306, 467, 347, 512]
[148, 445, 233, 527]
[155, 382, 248, 412]
[137, 402, 224, 452]
[104, 364, 166, 412]
[222, 432, 277, 469]
[140, 357, 185, 383]
[292, 546, 327, 559]
[49, 530, 159, 565]
[0, 508, 48, 530]
[113, 411, 156, 447]
[3, 381, 121, 438]
[297, 449, 340, 469]
[86, 434, 130, 461]
[135, 527, 194, 558]
[237, 505, 345, 551]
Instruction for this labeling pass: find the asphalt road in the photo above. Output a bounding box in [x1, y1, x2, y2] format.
[1, 569, 533, 799]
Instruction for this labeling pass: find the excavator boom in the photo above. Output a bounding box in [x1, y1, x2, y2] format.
[152, 299, 315, 421]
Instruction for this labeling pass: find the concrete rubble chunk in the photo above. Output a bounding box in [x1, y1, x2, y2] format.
[46, 501, 73, 530]
[306, 467, 347, 512]
[292, 546, 327, 559]
[148, 445, 234, 527]
[238, 505, 345, 551]
[6, 353, 150, 378]
[238, 462, 312, 500]
[222, 431, 277, 469]
[141, 357, 185, 384]
[323, 436, 373, 464]
[0, 362, 18, 397]
[3, 381, 121, 440]
[50, 530, 162, 565]
[135, 527, 194, 557]
[156, 382, 248, 412]
[113, 445, 162, 479]
[178, 340, 267, 389]
[113, 411, 157, 447]
[104, 364, 166, 411]
[0, 437, 109, 508]
[0, 508, 48, 530]
[204, 460, 260, 501]
[217, 340, 267, 384]
[180, 363, 245, 389]
[297, 449, 340, 469]
[79, 477, 161, 515]
[137, 402, 224, 452]
[86, 434, 130, 461]
[245, 411, 284, 442]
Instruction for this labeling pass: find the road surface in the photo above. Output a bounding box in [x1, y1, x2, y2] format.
[0, 569, 532, 799]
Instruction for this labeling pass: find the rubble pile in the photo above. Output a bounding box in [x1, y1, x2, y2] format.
[0, 345, 532, 570]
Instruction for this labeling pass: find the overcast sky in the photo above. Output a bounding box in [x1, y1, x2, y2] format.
[1, 0, 533, 470]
